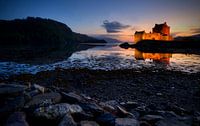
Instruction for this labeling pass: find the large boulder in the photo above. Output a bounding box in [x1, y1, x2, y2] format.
[34, 103, 82, 120]
[0, 96, 25, 117]
[24, 92, 61, 109]
[6, 112, 29, 126]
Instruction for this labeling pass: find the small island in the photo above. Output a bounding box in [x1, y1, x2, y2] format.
[120, 22, 200, 54]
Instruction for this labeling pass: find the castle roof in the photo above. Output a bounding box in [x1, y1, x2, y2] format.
[135, 31, 145, 34]
[154, 22, 169, 28]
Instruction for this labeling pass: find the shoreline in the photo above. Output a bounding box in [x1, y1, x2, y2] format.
[1, 68, 200, 125]
[2, 68, 200, 112]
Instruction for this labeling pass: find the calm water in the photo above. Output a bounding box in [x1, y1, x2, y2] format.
[0, 44, 200, 77]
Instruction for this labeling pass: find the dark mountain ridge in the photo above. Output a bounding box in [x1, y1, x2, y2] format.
[0, 17, 106, 64]
[0, 17, 105, 48]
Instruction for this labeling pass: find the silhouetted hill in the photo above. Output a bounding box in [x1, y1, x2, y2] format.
[0, 17, 106, 48]
[0, 17, 106, 64]
[174, 34, 200, 41]
[92, 35, 123, 43]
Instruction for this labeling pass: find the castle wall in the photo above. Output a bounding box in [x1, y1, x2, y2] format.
[143, 33, 161, 40]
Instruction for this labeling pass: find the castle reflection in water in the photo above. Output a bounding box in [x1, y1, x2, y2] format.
[134, 49, 172, 64]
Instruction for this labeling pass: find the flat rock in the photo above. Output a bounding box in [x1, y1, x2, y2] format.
[80, 121, 100, 126]
[34, 103, 82, 120]
[6, 112, 29, 126]
[25, 92, 61, 109]
[115, 118, 139, 126]
[58, 114, 77, 126]
[72, 111, 94, 122]
[32, 84, 46, 93]
[0, 84, 26, 97]
[105, 100, 119, 108]
[141, 115, 164, 124]
[99, 102, 116, 114]
[62, 92, 84, 103]
[120, 101, 139, 110]
[79, 103, 104, 116]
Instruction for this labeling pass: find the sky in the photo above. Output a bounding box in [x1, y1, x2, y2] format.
[0, 0, 200, 42]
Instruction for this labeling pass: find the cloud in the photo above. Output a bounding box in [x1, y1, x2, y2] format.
[101, 20, 131, 33]
[190, 28, 200, 34]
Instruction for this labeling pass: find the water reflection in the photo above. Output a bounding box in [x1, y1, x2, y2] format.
[0, 45, 200, 77]
[134, 49, 172, 64]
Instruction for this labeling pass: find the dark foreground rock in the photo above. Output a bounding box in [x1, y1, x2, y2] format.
[0, 83, 199, 126]
[6, 112, 29, 126]
[0, 68, 200, 126]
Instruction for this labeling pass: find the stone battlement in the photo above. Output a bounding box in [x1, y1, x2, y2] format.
[134, 22, 173, 43]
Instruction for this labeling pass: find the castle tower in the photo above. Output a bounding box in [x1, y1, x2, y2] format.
[134, 31, 145, 43]
[152, 22, 170, 35]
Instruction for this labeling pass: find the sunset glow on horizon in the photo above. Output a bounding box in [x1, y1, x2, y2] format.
[0, 0, 200, 42]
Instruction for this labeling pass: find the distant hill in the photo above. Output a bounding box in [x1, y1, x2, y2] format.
[92, 35, 123, 43]
[0, 17, 106, 64]
[174, 34, 200, 41]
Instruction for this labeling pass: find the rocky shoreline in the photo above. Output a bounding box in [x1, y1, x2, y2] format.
[0, 68, 200, 126]
[0, 82, 199, 126]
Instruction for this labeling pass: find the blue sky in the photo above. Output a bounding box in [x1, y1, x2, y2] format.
[0, 0, 200, 42]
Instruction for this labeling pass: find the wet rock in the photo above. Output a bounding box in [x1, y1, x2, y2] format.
[34, 103, 82, 120]
[155, 119, 190, 126]
[135, 106, 148, 116]
[99, 102, 116, 114]
[24, 90, 40, 101]
[25, 92, 61, 109]
[58, 114, 77, 126]
[0, 96, 25, 116]
[105, 100, 119, 108]
[80, 121, 100, 126]
[72, 111, 94, 122]
[115, 118, 139, 126]
[96, 113, 116, 126]
[0, 84, 26, 97]
[156, 93, 163, 96]
[120, 101, 139, 110]
[116, 106, 134, 118]
[130, 110, 140, 119]
[62, 92, 84, 104]
[81, 94, 92, 100]
[159, 111, 192, 125]
[79, 103, 104, 116]
[69, 104, 83, 113]
[166, 105, 189, 115]
[6, 112, 29, 126]
[141, 115, 164, 124]
[32, 84, 46, 93]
